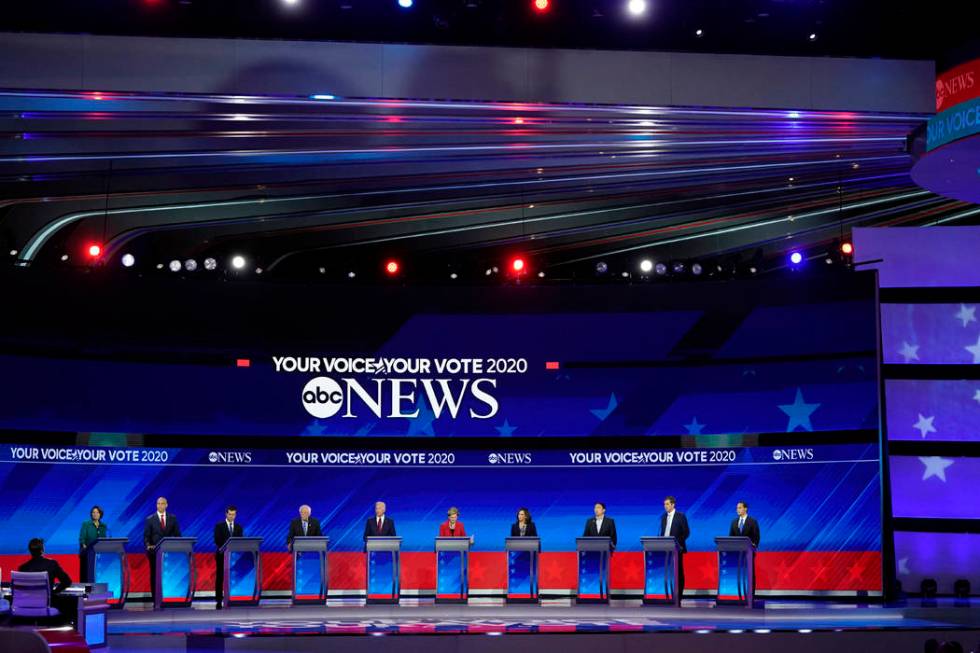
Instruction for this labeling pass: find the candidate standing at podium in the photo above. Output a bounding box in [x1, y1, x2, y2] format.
[213, 505, 243, 609]
[583, 502, 617, 550]
[143, 497, 182, 603]
[78, 505, 108, 583]
[439, 507, 466, 537]
[729, 501, 760, 547]
[659, 496, 690, 599]
[286, 504, 321, 551]
[510, 507, 538, 537]
[363, 501, 396, 539]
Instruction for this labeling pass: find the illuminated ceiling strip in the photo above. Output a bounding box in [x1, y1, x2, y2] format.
[934, 207, 980, 225]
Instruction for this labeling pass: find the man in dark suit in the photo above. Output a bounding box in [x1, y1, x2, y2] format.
[213, 505, 243, 609]
[143, 496, 182, 603]
[18, 538, 76, 625]
[659, 495, 690, 600]
[582, 502, 617, 550]
[729, 500, 760, 548]
[286, 504, 322, 551]
[363, 501, 396, 539]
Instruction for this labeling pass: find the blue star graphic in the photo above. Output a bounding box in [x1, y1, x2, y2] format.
[590, 393, 618, 421]
[683, 417, 705, 435]
[778, 388, 821, 432]
[495, 419, 517, 437]
[919, 456, 954, 482]
[406, 395, 436, 436]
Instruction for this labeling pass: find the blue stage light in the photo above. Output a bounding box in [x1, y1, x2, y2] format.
[398, 0, 413, 7]
[789, 251, 803, 265]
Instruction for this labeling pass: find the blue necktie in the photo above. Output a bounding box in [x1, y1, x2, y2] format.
[739, 518, 745, 533]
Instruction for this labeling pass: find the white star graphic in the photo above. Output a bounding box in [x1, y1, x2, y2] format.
[778, 388, 821, 432]
[897, 557, 911, 575]
[955, 304, 977, 327]
[966, 335, 980, 364]
[919, 456, 954, 482]
[974, 389, 980, 405]
[898, 341, 920, 363]
[913, 414, 936, 439]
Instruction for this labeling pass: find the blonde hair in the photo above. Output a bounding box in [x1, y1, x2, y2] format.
[447, 507, 459, 516]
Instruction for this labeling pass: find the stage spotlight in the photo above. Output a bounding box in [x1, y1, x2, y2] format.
[450, 272, 458, 280]
[121, 253, 135, 268]
[204, 257, 217, 271]
[231, 255, 246, 270]
[789, 251, 803, 266]
[281, 0, 300, 6]
[184, 259, 198, 272]
[921, 578, 938, 598]
[87, 243, 102, 258]
[626, 0, 647, 16]
[596, 261, 608, 275]
[695, 28, 703, 37]
[485, 268, 493, 276]
[533, 0, 549, 11]
[511, 257, 526, 273]
[639, 259, 653, 274]
[671, 261, 685, 274]
[348, 271, 356, 279]
[954, 579, 970, 598]
[654, 262, 668, 276]
[398, 0, 413, 6]
[809, 32, 817, 41]
[841, 242, 854, 255]
[385, 259, 400, 275]
[538, 271, 545, 278]
[168, 259, 182, 272]
[691, 262, 703, 276]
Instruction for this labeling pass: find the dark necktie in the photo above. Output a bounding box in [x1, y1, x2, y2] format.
[377, 518, 382, 533]
[161, 514, 166, 531]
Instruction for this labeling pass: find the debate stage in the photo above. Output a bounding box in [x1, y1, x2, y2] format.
[104, 599, 980, 652]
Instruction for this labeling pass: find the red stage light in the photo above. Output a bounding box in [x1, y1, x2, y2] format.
[385, 260, 400, 275]
[841, 242, 854, 255]
[511, 257, 526, 273]
[534, 0, 550, 11]
[513, 117, 525, 125]
[87, 243, 102, 258]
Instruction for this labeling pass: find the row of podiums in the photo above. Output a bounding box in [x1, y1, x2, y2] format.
[84, 535, 757, 609]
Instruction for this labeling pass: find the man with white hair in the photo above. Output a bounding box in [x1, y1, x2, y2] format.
[286, 504, 322, 551]
[363, 501, 396, 539]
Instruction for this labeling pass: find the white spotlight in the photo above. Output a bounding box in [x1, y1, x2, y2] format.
[231, 255, 246, 270]
[639, 259, 653, 273]
[808, 33, 817, 41]
[281, 0, 300, 6]
[184, 259, 198, 272]
[168, 260, 182, 272]
[121, 253, 135, 268]
[204, 257, 217, 271]
[627, 0, 647, 16]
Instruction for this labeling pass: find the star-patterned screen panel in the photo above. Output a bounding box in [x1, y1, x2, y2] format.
[0, 275, 879, 438]
[882, 303, 980, 366]
[886, 380, 980, 442]
[893, 532, 980, 595]
[890, 456, 979, 519]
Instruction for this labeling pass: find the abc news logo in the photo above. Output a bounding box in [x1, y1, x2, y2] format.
[487, 452, 532, 465]
[771, 448, 814, 462]
[208, 451, 253, 464]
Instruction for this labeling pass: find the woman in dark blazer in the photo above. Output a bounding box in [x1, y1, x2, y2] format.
[79, 505, 108, 582]
[510, 507, 538, 537]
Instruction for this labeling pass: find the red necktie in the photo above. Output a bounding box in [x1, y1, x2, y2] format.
[376, 518, 381, 532]
[161, 514, 166, 530]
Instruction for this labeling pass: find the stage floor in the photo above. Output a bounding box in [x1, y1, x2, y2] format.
[108, 598, 980, 637]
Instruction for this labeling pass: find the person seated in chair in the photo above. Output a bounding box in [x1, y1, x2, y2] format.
[18, 538, 76, 626]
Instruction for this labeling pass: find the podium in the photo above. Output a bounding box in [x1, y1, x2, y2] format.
[576, 537, 612, 603]
[505, 537, 540, 603]
[365, 536, 401, 604]
[220, 537, 263, 607]
[641, 536, 681, 605]
[85, 537, 129, 607]
[291, 536, 329, 605]
[154, 537, 197, 609]
[435, 537, 471, 603]
[715, 536, 755, 606]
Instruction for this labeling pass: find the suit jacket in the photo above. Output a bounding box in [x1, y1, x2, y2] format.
[143, 513, 182, 549]
[287, 517, 322, 546]
[214, 521, 244, 553]
[79, 520, 108, 550]
[510, 521, 538, 537]
[583, 516, 617, 549]
[18, 556, 72, 593]
[439, 520, 466, 537]
[363, 515, 396, 539]
[729, 515, 760, 548]
[659, 511, 690, 553]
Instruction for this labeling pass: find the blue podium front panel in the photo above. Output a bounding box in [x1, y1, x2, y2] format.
[436, 550, 467, 601]
[161, 551, 191, 604]
[718, 549, 750, 603]
[507, 551, 537, 600]
[294, 551, 323, 601]
[643, 550, 676, 602]
[577, 550, 607, 601]
[228, 551, 257, 602]
[94, 552, 123, 603]
[367, 551, 399, 601]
